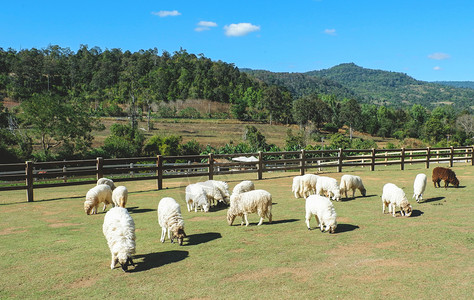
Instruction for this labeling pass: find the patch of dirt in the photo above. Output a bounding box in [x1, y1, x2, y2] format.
[69, 276, 97, 289]
[222, 267, 311, 283]
[229, 248, 245, 253]
[374, 241, 398, 249]
[0, 227, 28, 235]
[187, 216, 224, 222]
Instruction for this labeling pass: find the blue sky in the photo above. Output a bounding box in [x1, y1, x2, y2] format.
[1, 0, 473, 81]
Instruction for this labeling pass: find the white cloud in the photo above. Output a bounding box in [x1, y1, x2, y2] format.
[198, 21, 217, 27]
[195, 21, 218, 32]
[224, 23, 260, 37]
[324, 28, 337, 36]
[152, 10, 181, 17]
[428, 52, 450, 60]
[433, 66, 442, 71]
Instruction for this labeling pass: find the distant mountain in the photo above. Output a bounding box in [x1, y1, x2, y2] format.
[244, 63, 474, 109]
[434, 81, 474, 90]
[240, 69, 358, 100]
[306, 63, 474, 108]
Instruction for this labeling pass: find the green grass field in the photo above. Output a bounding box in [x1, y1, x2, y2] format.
[0, 164, 472, 299]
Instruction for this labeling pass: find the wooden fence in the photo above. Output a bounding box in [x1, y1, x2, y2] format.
[0, 146, 472, 202]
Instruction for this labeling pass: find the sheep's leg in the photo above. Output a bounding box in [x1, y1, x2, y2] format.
[160, 227, 166, 243]
[352, 189, 355, 198]
[305, 213, 312, 230]
[243, 214, 249, 226]
[102, 202, 107, 212]
[391, 204, 396, 217]
[240, 216, 245, 226]
[257, 217, 264, 226]
[168, 228, 174, 243]
[110, 254, 118, 269]
[382, 201, 386, 214]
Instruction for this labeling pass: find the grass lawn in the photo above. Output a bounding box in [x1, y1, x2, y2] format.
[0, 164, 472, 299]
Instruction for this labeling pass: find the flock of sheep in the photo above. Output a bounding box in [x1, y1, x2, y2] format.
[83, 165, 460, 272]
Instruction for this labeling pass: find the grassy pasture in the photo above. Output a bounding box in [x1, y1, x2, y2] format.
[0, 164, 472, 299]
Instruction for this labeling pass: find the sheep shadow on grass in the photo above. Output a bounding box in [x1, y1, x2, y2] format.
[334, 224, 359, 234]
[409, 209, 423, 217]
[185, 232, 222, 246]
[127, 206, 155, 214]
[421, 196, 445, 203]
[130, 250, 189, 272]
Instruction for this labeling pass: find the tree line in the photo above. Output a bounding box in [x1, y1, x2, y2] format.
[0, 45, 473, 163]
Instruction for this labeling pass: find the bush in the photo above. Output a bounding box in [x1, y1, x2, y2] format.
[323, 122, 339, 133]
[178, 107, 201, 119]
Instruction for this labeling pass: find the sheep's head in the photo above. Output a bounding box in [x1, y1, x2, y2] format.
[171, 226, 186, 246]
[118, 253, 134, 272]
[227, 210, 236, 226]
[361, 188, 367, 197]
[328, 223, 337, 234]
[332, 190, 341, 202]
[84, 202, 93, 215]
[452, 177, 460, 188]
[400, 200, 413, 217]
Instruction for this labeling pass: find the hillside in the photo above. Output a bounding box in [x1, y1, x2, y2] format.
[434, 81, 474, 90]
[306, 63, 474, 108]
[241, 69, 358, 100]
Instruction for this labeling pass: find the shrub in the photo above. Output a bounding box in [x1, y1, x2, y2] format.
[178, 107, 201, 119]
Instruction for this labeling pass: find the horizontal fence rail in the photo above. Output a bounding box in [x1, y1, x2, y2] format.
[0, 146, 472, 202]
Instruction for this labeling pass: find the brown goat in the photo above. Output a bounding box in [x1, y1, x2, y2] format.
[432, 167, 459, 188]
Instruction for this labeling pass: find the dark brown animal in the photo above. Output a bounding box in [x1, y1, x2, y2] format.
[432, 167, 459, 188]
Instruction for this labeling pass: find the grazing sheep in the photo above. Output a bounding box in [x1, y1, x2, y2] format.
[157, 197, 186, 245]
[432, 167, 460, 188]
[196, 181, 227, 207]
[204, 180, 230, 204]
[112, 186, 128, 208]
[185, 183, 210, 212]
[339, 174, 366, 199]
[227, 189, 272, 226]
[97, 177, 116, 190]
[102, 207, 136, 271]
[84, 184, 113, 215]
[381, 183, 413, 217]
[232, 180, 255, 195]
[413, 174, 427, 203]
[305, 195, 337, 233]
[316, 176, 341, 202]
[292, 176, 304, 198]
[300, 174, 320, 198]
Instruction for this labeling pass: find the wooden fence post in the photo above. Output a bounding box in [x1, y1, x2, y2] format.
[338, 148, 343, 173]
[400, 147, 405, 171]
[26, 161, 34, 202]
[471, 146, 474, 166]
[63, 166, 67, 183]
[130, 162, 134, 178]
[371, 148, 376, 171]
[157, 155, 163, 190]
[96, 157, 103, 180]
[257, 151, 263, 180]
[208, 153, 214, 180]
[449, 146, 454, 167]
[426, 147, 430, 169]
[300, 149, 306, 175]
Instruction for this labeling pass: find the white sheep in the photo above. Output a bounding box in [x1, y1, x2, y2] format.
[300, 174, 320, 198]
[203, 180, 230, 205]
[305, 195, 337, 233]
[339, 174, 366, 199]
[102, 207, 136, 271]
[84, 184, 113, 215]
[227, 189, 272, 226]
[157, 197, 186, 245]
[112, 186, 128, 208]
[316, 176, 341, 202]
[382, 183, 413, 217]
[97, 177, 116, 190]
[196, 181, 226, 207]
[185, 183, 210, 212]
[413, 173, 427, 203]
[292, 175, 304, 198]
[232, 180, 255, 195]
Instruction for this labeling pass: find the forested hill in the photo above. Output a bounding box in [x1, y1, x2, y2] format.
[241, 69, 358, 100]
[306, 63, 474, 108]
[434, 81, 474, 90]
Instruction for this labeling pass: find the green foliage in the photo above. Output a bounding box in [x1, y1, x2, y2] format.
[292, 94, 331, 129]
[322, 122, 339, 133]
[285, 129, 306, 150]
[243, 125, 268, 151]
[102, 124, 145, 157]
[177, 107, 201, 119]
[329, 133, 351, 149]
[143, 134, 183, 156]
